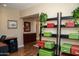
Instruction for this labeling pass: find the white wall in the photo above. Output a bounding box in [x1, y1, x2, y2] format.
[0, 7, 24, 48]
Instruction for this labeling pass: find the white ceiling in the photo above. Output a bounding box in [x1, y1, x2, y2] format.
[0, 3, 40, 10]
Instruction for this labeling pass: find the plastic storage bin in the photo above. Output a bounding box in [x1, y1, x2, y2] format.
[69, 33, 79, 39]
[39, 49, 55, 56]
[71, 45, 79, 56]
[65, 21, 75, 27]
[44, 32, 52, 37]
[37, 40, 45, 48]
[45, 41, 55, 49]
[61, 43, 72, 54]
[47, 23, 55, 28]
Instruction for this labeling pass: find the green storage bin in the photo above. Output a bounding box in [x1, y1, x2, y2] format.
[44, 32, 52, 37]
[61, 43, 72, 54]
[69, 33, 79, 39]
[45, 41, 55, 49]
[39, 49, 55, 56]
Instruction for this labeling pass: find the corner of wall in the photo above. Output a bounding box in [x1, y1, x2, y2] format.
[18, 44, 24, 48]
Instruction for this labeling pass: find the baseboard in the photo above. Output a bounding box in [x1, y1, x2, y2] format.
[18, 44, 24, 48]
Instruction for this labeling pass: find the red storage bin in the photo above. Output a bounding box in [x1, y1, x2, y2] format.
[65, 21, 75, 27]
[37, 40, 45, 48]
[71, 45, 79, 56]
[47, 23, 55, 28]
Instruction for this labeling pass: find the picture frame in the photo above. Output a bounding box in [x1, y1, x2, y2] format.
[24, 22, 31, 32]
[8, 20, 17, 29]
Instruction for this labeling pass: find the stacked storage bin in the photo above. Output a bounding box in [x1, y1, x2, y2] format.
[39, 14, 58, 56]
[65, 21, 75, 28]
[37, 40, 45, 48]
[44, 32, 52, 37]
[61, 18, 79, 56]
[38, 41, 55, 56]
[61, 43, 72, 54]
[38, 21, 56, 56]
[47, 23, 55, 28]
[45, 41, 55, 49]
[69, 33, 79, 40]
[39, 49, 55, 56]
[61, 43, 79, 56]
[71, 45, 79, 56]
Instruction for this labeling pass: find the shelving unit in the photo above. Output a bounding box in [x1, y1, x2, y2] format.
[38, 13, 61, 56]
[42, 34, 57, 37]
[42, 25, 57, 28]
[60, 15, 79, 56]
[42, 25, 79, 28]
[38, 13, 79, 56]
[61, 24, 79, 29]
[61, 52, 75, 56]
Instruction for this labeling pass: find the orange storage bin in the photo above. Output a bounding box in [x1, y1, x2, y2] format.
[71, 45, 79, 56]
[47, 23, 55, 28]
[37, 40, 45, 48]
[65, 21, 75, 28]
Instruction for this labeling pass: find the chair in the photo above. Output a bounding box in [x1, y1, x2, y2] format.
[0, 34, 9, 56]
[0, 35, 6, 42]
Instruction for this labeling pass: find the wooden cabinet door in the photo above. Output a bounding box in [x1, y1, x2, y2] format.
[23, 33, 36, 45]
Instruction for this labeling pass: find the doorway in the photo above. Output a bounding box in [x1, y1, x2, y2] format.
[22, 14, 39, 46]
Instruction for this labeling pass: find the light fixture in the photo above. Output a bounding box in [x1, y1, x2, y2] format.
[2, 4, 7, 7]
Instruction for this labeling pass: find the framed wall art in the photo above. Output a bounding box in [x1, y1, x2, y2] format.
[8, 20, 17, 29]
[24, 22, 31, 32]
